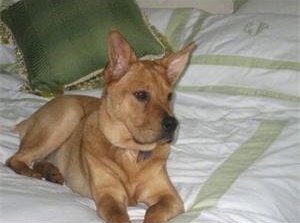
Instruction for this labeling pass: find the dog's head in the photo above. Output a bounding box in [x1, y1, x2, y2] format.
[102, 31, 194, 148]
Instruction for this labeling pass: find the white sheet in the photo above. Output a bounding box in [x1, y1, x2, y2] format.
[1, 0, 300, 222]
[1, 72, 299, 222]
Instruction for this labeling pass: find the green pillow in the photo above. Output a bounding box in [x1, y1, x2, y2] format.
[1, 0, 165, 94]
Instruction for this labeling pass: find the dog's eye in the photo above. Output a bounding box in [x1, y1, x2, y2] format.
[167, 93, 173, 101]
[134, 91, 149, 102]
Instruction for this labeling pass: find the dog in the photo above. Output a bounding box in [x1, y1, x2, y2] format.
[6, 30, 195, 223]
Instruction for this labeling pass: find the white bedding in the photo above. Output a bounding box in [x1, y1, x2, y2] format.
[1, 0, 300, 222]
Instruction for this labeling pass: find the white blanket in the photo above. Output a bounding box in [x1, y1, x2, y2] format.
[1, 0, 300, 222]
[1, 74, 299, 223]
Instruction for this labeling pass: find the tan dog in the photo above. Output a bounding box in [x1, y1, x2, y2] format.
[6, 30, 195, 223]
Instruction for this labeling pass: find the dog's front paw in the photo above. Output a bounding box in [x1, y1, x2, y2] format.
[33, 162, 64, 184]
[143, 205, 170, 223]
[22, 170, 43, 179]
[143, 195, 184, 223]
[107, 215, 131, 223]
[45, 169, 64, 184]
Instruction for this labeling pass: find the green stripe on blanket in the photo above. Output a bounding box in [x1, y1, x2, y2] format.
[183, 12, 209, 47]
[171, 120, 287, 223]
[232, 0, 249, 12]
[191, 55, 300, 71]
[177, 85, 300, 102]
[0, 63, 18, 73]
[165, 9, 209, 50]
[165, 9, 192, 50]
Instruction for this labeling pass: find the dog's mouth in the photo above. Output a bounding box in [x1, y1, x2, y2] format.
[133, 133, 175, 145]
[128, 115, 178, 147]
[158, 134, 175, 144]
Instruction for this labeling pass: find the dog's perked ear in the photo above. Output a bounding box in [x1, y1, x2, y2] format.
[162, 43, 196, 85]
[103, 30, 138, 83]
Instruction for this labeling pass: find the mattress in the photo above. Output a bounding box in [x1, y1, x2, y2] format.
[0, 0, 299, 222]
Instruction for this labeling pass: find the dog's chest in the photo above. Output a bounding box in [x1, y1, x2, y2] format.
[114, 150, 154, 203]
[117, 150, 149, 176]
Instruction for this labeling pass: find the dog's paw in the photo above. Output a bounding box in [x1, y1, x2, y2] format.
[45, 169, 64, 184]
[21, 169, 43, 179]
[33, 162, 64, 184]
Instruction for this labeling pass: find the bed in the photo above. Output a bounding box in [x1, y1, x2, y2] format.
[0, 0, 299, 222]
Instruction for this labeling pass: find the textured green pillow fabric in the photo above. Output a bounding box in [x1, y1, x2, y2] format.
[1, 0, 165, 94]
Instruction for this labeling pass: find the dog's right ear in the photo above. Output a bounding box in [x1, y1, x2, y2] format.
[161, 42, 196, 85]
[103, 30, 137, 83]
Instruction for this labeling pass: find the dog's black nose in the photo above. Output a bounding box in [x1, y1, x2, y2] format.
[161, 116, 178, 133]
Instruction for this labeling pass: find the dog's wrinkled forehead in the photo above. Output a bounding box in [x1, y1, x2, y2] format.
[124, 60, 172, 94]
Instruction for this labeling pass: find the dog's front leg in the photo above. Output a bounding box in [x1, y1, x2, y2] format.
[96, 194, 130, 223]
[140, 168, 184, 223]
[143, 193, 183, 223]
[87, 155, 131, 223]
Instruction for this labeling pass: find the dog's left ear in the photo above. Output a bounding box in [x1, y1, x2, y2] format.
[162, 43, 196, 85]
[103, 30, 138, 83]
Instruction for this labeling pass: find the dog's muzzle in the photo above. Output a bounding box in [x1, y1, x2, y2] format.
[160, 115, 178, 143]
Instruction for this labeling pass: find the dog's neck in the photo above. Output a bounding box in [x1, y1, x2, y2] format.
[98, 99, 157, 152]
